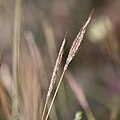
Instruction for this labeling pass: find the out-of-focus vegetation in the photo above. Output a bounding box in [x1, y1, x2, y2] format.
[0, 0, 120, 120]
[74, 111, 83, 120]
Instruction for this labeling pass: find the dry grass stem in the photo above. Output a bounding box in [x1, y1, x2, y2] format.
[45, 9, 94, 120]
[12, 0, 22, 119]
[41, 18, 69, 119]
[41, 38, 66, 120]
[41, 18, 70, 119]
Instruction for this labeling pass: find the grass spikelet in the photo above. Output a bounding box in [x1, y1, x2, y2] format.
[47, 38, 66, 97]
[64, 9, 94, 71]
[41, 38, 66, 120]
[45, 9, 94, 120]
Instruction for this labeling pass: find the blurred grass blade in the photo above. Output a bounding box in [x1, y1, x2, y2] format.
[66, 71, 95, 120]
[40, 15, 57, 64]
[45, 9, 94, 120]
[12, 0, 22, 119]
[0, 84, 11, 119]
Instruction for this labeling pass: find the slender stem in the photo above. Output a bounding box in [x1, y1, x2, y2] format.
[45, 70, 66, 120]
[12, 0, 22, 119]
[41, 97, 49, 120]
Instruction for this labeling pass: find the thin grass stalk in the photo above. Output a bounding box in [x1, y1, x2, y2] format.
[12, 0, 22, 119]
[45, 70, 65, 120]
[40, 16, 69, 119]
[41, 38, 66, 120]
[45, 9, 94, 120]
[41, 17, 69, 119]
